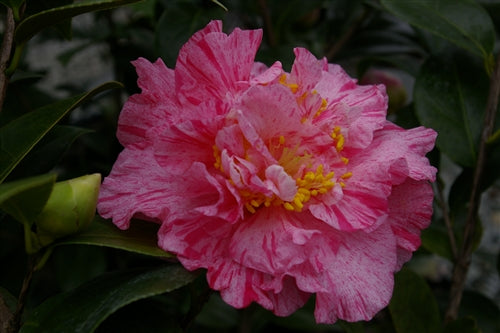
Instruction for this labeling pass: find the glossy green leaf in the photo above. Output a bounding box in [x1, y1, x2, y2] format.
[15, 0, 144, 44]
[56, 216, 171, 258]
[381, 0, 495, 61]
[0, 81, 122, 184]
[460, 291, 500, 333]
[0, 0, 24, 10]
[389, 269, 441, 333]
[20, 265, 197, 333]
[421, 225, 454, 260]
[0, 173, 56, 226]
[9, 126, 92, 179]
[414, 53, 487, 167]
[210, 0, 227, 11]
[444, 317, 480, 333]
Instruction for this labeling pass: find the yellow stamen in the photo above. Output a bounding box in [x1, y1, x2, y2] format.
[279, 74, 299, 93]
[341, 172, 353, 179]
[336, 134, 345, 152]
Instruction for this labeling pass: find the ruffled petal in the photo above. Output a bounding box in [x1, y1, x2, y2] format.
[117, 58, 177, 147]
[97, 148, 172, 229]
[388, 179, 434, 269]
[176, 22, 263, 104]
[312, 224, 397, 323]
[229, 209, 318, 275]
[315, 69, 388, 150]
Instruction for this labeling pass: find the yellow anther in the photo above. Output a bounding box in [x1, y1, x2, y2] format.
[288, 84, 299, 94]
[279, 135, 285, 145]
[336, 134, 345, 151]
[293, 197, 304, 209]
[298, 188, 310, 194]
[318, 188, 328, 194]
[264, 200, 271, 207]
[325, 171, 335, 179]
[341, 157, 349, 165]
[311, 189, 318, 196]
[314, 98, 328, 118]
[341, 172, 353, 179]
[305, 172, 315, 181]
[324, 180, 335, 188]
[279, 74, 299, 93]
[250, 200, 260, 207]
[284, 202, 295, 211]
[316, 164, 324, 174]
[245, 203, 256, 214]
[340, 182, 346, 188]
[213, 145, 223, 170]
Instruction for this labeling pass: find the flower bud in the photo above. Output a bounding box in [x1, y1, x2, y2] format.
[360, 69, 407, 114]
[35, 173, 101, 244]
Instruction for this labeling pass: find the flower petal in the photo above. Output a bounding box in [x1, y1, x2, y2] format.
[312, 224, 397, 323]
[229, 209, 320, 275]
[97, 148, 171, 229]
[117, 58, 177, 147]
[176, 21, 263, 104]
[388, 179, 434, 269]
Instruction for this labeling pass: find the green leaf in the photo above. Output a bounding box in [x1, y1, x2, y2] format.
[0, 0, 24, 10]
[421, 225, 454, 260]
[56, 216, 172, 258]
[0, 81, 122, 184]
[414, 52, 487, 167]
[20, 264, 197, 333]
[210, 0, 227, 11]
[444, 317, 480, 333]
[459, 291, 500, 333]
[9, 125, 92, 179]
[15, 0, 144, 44]
[389, 269, 441, 333]
[380, 0, 495, 61]
[0, 173, 56, 226]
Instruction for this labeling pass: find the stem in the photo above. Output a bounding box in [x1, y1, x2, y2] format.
[445, 54, 500, 322]
[0, 7, 16, 114]
[257, 0, 276, 48]
[0, 294, 13, 333]
[6, 257, 36, 333]
[326, 6, 370, 61]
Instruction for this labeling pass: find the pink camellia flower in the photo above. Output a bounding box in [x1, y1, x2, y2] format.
[97, 20, 437, 323]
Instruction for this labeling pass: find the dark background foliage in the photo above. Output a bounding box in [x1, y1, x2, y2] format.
[1, 0, 500, 332]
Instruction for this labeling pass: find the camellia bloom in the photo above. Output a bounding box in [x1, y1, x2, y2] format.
[98, 20, 437, 323]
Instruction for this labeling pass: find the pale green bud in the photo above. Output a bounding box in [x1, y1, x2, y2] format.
[35, 173, 101, 244]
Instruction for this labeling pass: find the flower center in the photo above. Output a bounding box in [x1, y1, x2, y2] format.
[211, 74, 353, 214]
[212, 134, 352, 214]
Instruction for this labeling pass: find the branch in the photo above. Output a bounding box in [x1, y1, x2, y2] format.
[6, 257, 36, 333]
[257, 0, 276, 48]
[0, 7, 16, 113]
[445, 54, 500, 322]
[326, 6, 370, 61]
